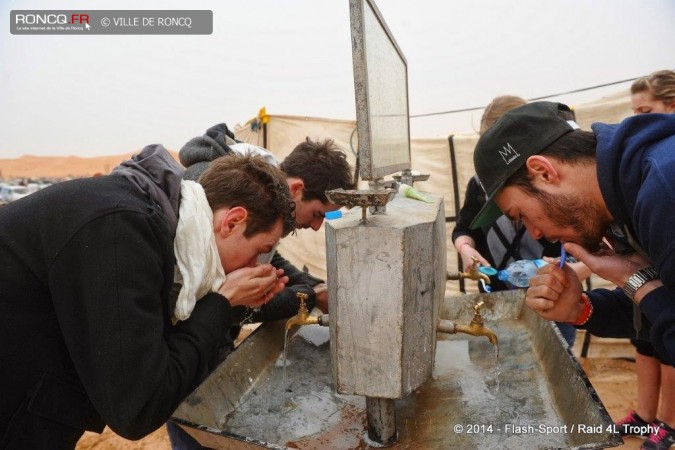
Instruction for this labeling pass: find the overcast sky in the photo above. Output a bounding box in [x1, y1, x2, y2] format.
[1, 0, 674, 157]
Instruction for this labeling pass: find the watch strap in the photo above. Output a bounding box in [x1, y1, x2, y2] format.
[622, 266, 659, 301]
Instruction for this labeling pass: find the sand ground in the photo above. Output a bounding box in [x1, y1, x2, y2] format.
[76, 331, 644, 450]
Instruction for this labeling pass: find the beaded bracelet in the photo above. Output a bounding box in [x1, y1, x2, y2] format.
[570, 293, 593, 326]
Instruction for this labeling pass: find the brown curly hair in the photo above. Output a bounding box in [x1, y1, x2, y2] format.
[280, 138, 354, 203]
[199, 155, 296, 238]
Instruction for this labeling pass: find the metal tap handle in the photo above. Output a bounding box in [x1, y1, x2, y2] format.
[296, 292, 309, 313]
[472, 301, 485, 324]
[469, 256, 480, 277]
[473, 301, 484, 312]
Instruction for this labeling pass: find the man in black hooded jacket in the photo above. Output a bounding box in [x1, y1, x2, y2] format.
[0, 146, 295, 448]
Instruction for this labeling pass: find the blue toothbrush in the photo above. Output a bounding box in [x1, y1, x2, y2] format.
[559, 247, 567, 269]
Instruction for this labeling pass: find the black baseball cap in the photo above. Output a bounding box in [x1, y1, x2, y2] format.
[470, 101, 579, 229]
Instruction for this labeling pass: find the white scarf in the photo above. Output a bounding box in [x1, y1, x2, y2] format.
[172, 180, 226, 322]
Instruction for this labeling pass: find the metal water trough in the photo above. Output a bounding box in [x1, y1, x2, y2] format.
[171, 290, 622, 449]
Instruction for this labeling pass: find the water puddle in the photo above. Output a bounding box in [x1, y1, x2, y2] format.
[218, 319, 570, 448]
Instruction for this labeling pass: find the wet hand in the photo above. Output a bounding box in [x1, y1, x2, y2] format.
[219, 265, 289, 308]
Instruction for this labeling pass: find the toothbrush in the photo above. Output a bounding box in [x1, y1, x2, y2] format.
[480, 278, 492, 293]
[559, 247, 567, 269]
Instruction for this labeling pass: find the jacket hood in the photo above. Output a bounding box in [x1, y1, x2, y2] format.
[179, 123, 236, 181]
[112, 144, 183, 234]
[593, 113, 675, 227]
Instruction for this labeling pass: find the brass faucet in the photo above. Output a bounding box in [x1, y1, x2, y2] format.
[437, 301, 498, 346]
[446, 256, 491, 284]
[285, 292, 328, 330]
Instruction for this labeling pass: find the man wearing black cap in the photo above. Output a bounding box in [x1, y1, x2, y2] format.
[471, 101, 675, 371]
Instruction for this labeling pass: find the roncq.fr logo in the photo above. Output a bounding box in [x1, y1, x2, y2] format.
[14, 13, 90, 26]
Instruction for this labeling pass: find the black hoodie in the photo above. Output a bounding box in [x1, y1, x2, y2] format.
[179, 123, 237, 181]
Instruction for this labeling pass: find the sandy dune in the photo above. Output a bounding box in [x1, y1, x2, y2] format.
[0, 151, 180, 180]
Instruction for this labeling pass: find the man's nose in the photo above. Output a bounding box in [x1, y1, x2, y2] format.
[527, 226, 544, 240]
[521, 218, 543, 240]
[310, 217, 324, 231]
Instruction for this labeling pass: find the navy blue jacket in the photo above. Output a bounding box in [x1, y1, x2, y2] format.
[586, 113, 675, 365]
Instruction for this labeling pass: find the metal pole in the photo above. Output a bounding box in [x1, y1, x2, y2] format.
[366, 397, 397, 446]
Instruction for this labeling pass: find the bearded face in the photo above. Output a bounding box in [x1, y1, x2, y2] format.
[495, 185, 610, 252]
[534, 189, 610, 252]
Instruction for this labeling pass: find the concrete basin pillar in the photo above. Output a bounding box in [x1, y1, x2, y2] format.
[325, 193, 446, 443]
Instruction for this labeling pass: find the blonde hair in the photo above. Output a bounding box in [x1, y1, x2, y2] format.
[631, 69, 675, 106]
[479, 95, 527, 135]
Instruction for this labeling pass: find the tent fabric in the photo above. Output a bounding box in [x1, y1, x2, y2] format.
[233, 89, 631, 296]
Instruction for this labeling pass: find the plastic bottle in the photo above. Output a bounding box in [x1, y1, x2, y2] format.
[497, 259, 547, 288]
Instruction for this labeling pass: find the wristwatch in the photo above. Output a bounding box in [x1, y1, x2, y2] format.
[622, 266, 659, 301]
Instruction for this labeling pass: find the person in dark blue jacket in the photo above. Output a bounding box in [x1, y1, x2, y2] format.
[452, 95, 588, 348]
[469, 101, 675, 372]
[611, 70, 675, 448]
[471, 100, 675, 448]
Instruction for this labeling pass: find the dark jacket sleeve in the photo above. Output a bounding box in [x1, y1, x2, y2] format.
[270, 251, 323, 287]
[48, 211, 233, 440]
[247, 285, 318, 323]
[584, 288, 638, 339]
[632, 152, 675, 366]
[451, 176, 486, 243]
[585, 284, 674, 367]
[640, 286, 675, 366]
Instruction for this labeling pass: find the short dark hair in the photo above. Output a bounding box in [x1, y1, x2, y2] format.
[199, 155, 296, 238]
[505, 129, 597, 194]
[280, 138, 354, 203]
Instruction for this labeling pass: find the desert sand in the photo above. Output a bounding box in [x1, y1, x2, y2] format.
[0, 151, 179, 180]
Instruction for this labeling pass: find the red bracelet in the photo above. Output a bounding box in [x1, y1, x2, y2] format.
[570, 293, 593, 326]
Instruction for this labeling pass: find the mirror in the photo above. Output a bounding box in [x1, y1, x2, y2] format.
[350, 0, 411, 181]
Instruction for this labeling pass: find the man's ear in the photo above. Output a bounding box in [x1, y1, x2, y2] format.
[287, 178, 304, 199]
[526, 155, 560, 185]
[217, 206, 248, 236]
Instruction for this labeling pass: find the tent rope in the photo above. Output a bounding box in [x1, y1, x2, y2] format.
[410, 76, 639, 119]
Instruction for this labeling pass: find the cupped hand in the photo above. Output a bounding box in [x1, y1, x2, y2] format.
[219, 265, 289, 308]
[563, 242, 650, 287]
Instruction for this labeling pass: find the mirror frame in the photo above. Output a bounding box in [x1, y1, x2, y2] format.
[349, 0, 412, 181]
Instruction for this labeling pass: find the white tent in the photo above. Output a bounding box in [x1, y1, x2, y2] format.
[234, 89, 633, 295]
